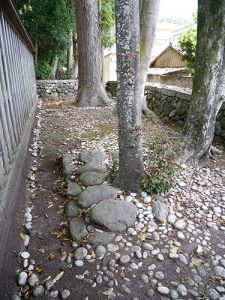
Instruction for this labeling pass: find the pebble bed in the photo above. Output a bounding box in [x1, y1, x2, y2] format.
[13, 100, 225, 300]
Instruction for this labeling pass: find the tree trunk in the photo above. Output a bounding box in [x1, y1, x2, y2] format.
[51, 55, 59, 79]
[75, 0, 110, 107]
[139, 0, 160, 117]
[71, 34, 78, 79]
[178, 0, 225, 165]
[115, 0, 144, 192]
[67, 32, 73, 78]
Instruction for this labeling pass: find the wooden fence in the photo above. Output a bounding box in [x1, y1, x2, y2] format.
[0, 3, 36, 189]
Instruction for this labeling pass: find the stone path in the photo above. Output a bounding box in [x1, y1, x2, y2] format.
[10, 99, 225, 300]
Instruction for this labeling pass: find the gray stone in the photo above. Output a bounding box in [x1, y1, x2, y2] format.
[28, 274, 39, 287]
[78, 185, 118, 208]
[76, 163, 107, 175]
[174, 219, 186, 230]
[147, 289, 154, 297]
[170, 289, 179, 299]
[69, 217, 88, 241]
[152, 200, 168, 222]
[177, 284, 187, 296]
[214, 266, 225, 278]
[65, 200, 81, 217]
[80, 150, 106, 163]
[120, 255, 130, 264]
[168, 214, 176, 224]
[107, 243, 119, 252]
[61, 289, 71, 299]
[96, 245, 107, 257]
[206, 288, 220, 300]
[90, 199, 137, 232]
[122, 285, 131, 294]
[33, 285, 45, 297]
[142, 242, 153, 251]
[79, 172, 107, 186]
[89, 232, 116, 245]
[74, 260, 84, 267]
[74, 247, 88, 260]
[179, 254, 188, 265]
[18, 272, 28, 286]
[157, 286, 170, 295]
[67, 182, 82, 198]
[12, 296, 21, 300]
[62, 154, 74, 179]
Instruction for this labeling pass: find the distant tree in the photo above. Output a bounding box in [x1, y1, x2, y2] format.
[115, 0, 143, 192]
[178, 0, 225, 165]
[100, 0, 115, 49]
[179, 28, 197, 74]
[14, 0, 74, 77]
[75, 0, 110, 106]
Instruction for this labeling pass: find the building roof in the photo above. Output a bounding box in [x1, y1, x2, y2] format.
[150, 44, 187, 68]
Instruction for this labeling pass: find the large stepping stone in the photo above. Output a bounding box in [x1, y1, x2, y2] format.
[76, 162, 107, 175]
[79, 172, 107, 186]
[78, 185, 118, 208]
[90, 199, 137, 232]
[65, 200, 81, 217]
[80, 150, 106, 163]
[89, 232, 116, 245]
[62, 154, 74, 179]
[67, 181, 82, 198]
[69, 217, 88, 241]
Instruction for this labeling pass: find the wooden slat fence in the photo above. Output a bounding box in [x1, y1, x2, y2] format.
[0, 8, 36, 189]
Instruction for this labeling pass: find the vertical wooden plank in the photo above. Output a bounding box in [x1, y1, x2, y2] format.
[0, 155, 5, 188]
[0, 117, 9, 173]
[0, 13, 19, 145]
[3, 18, 23, 135]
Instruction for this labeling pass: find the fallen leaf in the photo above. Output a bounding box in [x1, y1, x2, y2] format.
[36, 266, 44, 273]
[138, 233, 146, 242]
[102, 290, 113, 296]
[52, 271, 64, 284]
[82, 270, 90, 277]
[47, 253, 56, 260]
[19, 232, 26, 240]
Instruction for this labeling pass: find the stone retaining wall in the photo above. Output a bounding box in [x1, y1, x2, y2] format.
[145, 84, 225, 140]
[36, 80, 78, 98]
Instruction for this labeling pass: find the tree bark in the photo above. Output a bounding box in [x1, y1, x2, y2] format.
[51, 55, 59, 79]
[178, 0, 225, 165]
[115, 0, 144, 192]
[75, 0, 110, 107]
[139, 0, 160, 117]
[67, 32, 73, 78]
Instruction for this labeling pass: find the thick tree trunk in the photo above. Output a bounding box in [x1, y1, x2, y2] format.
[178, 0, 225, 165]
[139, 0, 160, 117]
[115, 0, 144, 192]
[67, 32, 73, 78]
[75, 0, 110, 107]
[51, 55, 59, 79]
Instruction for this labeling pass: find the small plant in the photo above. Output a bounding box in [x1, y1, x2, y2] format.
[107, 159, 119, 183]
[141, 148, 174, 195]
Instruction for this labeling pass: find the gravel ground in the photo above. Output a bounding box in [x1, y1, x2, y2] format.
[4, 98, 225, 300]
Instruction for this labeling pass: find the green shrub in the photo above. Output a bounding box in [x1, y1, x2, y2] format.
[36, 61, 52, 79]
[141, 149, 174, 195]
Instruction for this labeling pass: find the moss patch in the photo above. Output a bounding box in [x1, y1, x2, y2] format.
[97, 123, 117, 134]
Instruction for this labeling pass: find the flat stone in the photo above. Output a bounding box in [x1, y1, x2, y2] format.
[90, 199, 137, 232]
[74, 247, 88, 260]
[79, 172, 107, 186]
[107, 243, 119, 252]
[142, 242, 153, 251]
[214, 266, 225, 278]
[89, 232, 116, 245]
[65, 200, 81, 217]
[170, 289, 179, 299]
[152, 200, 168, 222]
[80, 150, 106, 163]
[21, 251, 30, 259]
[78, 185, 118, 208]
[177, 284, 188, 296]
[67, 182, 82, 198]
[74, 260, 84, 267]
[69, 217, 88, 241]
[76, 163, 107, 175]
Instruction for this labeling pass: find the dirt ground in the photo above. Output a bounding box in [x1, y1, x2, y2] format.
[1, 98, 225, 300]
